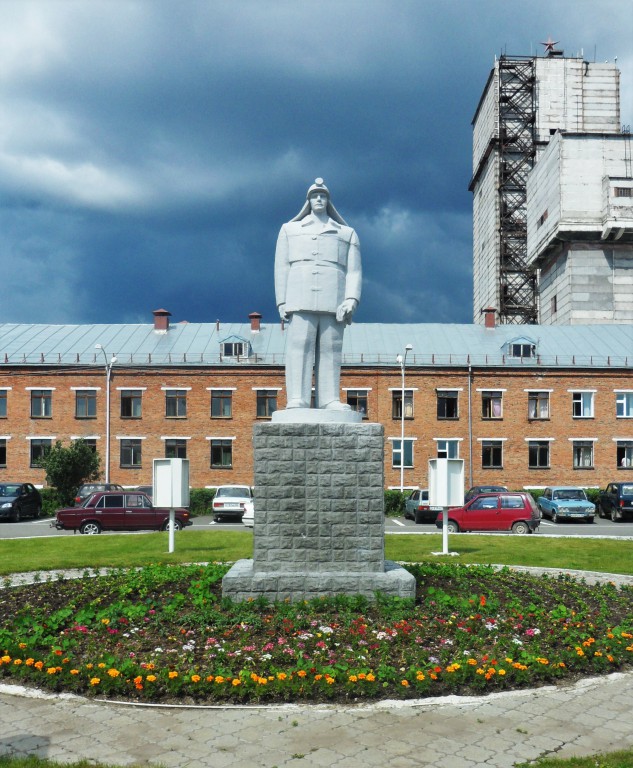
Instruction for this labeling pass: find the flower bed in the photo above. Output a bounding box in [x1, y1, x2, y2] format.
[0, 562, 631, 703]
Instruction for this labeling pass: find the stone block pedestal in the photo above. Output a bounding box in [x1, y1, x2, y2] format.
[222, 421, 416, 602]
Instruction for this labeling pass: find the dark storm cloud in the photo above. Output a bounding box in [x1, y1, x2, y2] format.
[0, 0, 630, 326]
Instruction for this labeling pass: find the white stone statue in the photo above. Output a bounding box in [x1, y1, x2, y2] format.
[275, 178, 362, 410]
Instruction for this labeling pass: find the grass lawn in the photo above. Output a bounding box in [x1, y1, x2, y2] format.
[0, 530, 632, 576]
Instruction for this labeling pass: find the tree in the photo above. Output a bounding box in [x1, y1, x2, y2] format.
[40, 439, 101, 506]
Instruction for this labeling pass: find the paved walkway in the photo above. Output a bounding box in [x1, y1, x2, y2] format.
[1, 671, 632, 767]
[1, 567, 632, 767]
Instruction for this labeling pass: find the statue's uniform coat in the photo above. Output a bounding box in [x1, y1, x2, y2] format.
[274, 213, 362, 408]
[275, 216, 361, 314]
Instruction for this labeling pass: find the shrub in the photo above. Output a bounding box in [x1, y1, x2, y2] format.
[384, 489, 407, 516]
[189, 488, 215, 517]
[40, 488, 64, 518]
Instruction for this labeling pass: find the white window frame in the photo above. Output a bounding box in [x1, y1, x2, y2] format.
[388, 437, 416, 468]
[616, 391, 633, 418]
[569, 390, 595, 419]
[434, 438, 462, 459]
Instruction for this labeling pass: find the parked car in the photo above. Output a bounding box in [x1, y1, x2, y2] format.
[54, 491, 192, 534]
[404, 489, 438, 524]
[75, 482, 124, 506]
[242, 500, 255, 528]
[464, 485, 508, 502]
[597, 482, 633, 522]
[0, 483, 42, 522]
[211, 485, 253, 522]
[537, 487, 595, 523]
[134, 485, 153, 501]
[435, 492, 540, 534]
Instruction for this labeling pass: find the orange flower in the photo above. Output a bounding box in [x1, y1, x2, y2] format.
[416, 672, 425, 681]
[168, 671, 178, 679]
[46, 667, 57, 675]
[297, 670, 307, 678]
[232, 678, 241, 686]
[90, 677, 100, 686]
[107, 669, 120, 678]
[13, 659, 22, 666]
[25, 658, 34, 666]
[34, 661, 44, 670]
[348, 675, 358, 683]
[191, 675, 201, 683]
[366, 673, 375, 682]
[70, 670, 79, 675]
[401, 679, 409, 687]
[146, 675, 157, 683]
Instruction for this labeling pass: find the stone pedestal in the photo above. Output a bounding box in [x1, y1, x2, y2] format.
[222, 421, 416, 602]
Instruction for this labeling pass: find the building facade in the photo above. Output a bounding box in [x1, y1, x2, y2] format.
[526, 132, 633, 323]
[470, 47, 624, 325]
[1, 311, 631, 493]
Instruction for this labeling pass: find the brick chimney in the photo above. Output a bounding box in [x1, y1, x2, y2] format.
[153, 308, 171, 332]
[249, 311, 262, 332]
[482, 307, 496, 329]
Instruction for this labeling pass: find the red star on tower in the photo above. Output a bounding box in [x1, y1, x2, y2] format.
[541, 37, 560, 53]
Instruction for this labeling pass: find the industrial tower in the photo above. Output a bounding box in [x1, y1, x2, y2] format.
[470, 42, 621, 324]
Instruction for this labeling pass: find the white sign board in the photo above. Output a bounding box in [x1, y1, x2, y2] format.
[428, 458, 464, 508]
[153, 458, 190, 508]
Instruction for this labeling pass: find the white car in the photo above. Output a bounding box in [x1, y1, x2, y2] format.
[241, 500, 254, 528]
[211, 485, 252, 523]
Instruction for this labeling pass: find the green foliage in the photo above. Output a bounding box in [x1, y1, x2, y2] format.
[39, 439, 100, 507]
[40, 488, 64, 517]
[384, 489, 407, 516]
[189, 487, 215, 516]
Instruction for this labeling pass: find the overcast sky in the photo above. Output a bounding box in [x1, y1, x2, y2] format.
[1, 0, 631, 328]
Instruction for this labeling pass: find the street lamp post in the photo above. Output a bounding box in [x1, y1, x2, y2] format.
[397, 344, 413, 493]
[95, 345, 117, 483]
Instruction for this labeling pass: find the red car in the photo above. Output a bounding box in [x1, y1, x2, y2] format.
[435, 492, 540, 534]
[53, 491, 192, 535]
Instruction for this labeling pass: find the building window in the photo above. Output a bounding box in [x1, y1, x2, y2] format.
[538, 209, 548, 227]
[0, 439, 6, 467]
[481, 391, 503, 419]
[30, 438, 52, 467]
[528, 440, 550, 469]
[572, 392, 594, 418]
[211, 390, 233, 418]
[392, 390, 414, 419]
[210, 439, 233, 468]
[80, 438, 98, 453]
[165, 390, 187, 418]
[392, 439, 413, 468]
[0, 391, 7, 418]
[223, 341, 245, 357]
[528, 391, 550, 420]
[75, 390, 97, 419]
[436, 439, 459, 459]
[616, 392, 633, 418]
[256, 390, 277, 418]
[346, 390, 368, 418]
[30, 390, 52, 418]
[551, 295, 557, 315]
[616, 441, 633, 468]
[121, 390, 142, 419]
[120, 439, 142, 468]
[482, 440, 503, 469]
[437, 391, 458, 419]
[510, 343, 535, 358]
[165, 439, 187, 459]
[614, 187, 632, 197]
[572, 441, 594, 469]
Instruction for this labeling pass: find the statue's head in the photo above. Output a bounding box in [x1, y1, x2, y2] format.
[291, 178, 347, 225]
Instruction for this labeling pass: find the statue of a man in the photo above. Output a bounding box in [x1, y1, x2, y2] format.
[275, 178, 362, 410]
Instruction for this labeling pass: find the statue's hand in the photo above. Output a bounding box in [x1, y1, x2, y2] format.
[278, 304, 289, 321]
[336, 299, 358, 324]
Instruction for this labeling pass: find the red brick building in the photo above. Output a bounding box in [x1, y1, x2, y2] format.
[0, 310, 631, 492]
